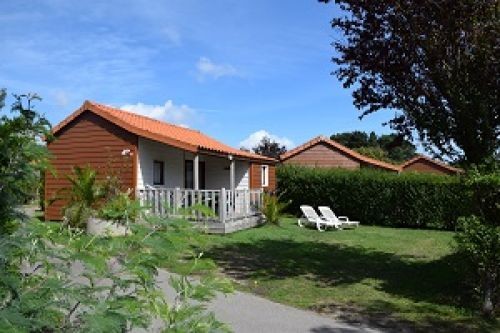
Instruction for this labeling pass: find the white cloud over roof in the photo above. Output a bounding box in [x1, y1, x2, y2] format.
[239, 130, 295, 150]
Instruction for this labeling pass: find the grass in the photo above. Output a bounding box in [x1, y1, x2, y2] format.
[172, 219, 498, 332]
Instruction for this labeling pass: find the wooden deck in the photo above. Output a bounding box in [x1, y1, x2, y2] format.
[136, 187, 264, 233]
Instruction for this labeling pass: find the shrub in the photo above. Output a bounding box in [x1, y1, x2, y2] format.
[455, 216, 500, 317]
[58, 166, 106, 228]
[277, 165, 470, 230]
[464, 168, 500, 227]
[98, 190, 142, 225]
[261, 193, 289, 226]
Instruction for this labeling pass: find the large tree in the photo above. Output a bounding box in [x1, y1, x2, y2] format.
[321, 0, 499, 165]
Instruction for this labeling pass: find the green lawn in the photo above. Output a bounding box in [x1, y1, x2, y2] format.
[181, 219, 498, 332]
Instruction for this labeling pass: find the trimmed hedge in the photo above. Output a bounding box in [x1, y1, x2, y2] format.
[277, 165, 473, 230]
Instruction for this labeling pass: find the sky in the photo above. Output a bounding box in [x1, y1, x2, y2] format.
[0, 0, 398, 150]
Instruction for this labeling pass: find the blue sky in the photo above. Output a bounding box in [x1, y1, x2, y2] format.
[1, 0, 397, 149]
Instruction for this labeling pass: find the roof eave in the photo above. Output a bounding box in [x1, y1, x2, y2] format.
[199, 148, 278, 163]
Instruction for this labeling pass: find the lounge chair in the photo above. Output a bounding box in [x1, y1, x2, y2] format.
[298, 205, 338, 232]
[318, 206, 360, 229]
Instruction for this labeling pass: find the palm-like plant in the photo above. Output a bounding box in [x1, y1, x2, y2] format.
[60, 166, 105, 228]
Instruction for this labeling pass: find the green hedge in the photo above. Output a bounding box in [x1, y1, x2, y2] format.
[277, 165, 472, 230]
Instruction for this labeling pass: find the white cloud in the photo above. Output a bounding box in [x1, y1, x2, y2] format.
[239, 130, 295, 150]
[196, 57, 239, 80]
[120, 100, 197, 127]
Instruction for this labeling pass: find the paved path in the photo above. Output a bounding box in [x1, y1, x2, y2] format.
[139, 270, 383, 333]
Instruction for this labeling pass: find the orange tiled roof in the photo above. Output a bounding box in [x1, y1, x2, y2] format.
[400, 155, 463, 174]
[280, 135, 401, 172]
[52, 100, 276, 163]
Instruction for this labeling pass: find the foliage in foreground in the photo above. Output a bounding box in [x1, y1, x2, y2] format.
[277, 165, 469, 230]
[0, 218, 233, 332]
[0, 91, 51, 232]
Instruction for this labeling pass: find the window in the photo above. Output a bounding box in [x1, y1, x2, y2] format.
[153, 160, 164, 185]
[261, 165, 269, 187]
[184, 160, 193, 189]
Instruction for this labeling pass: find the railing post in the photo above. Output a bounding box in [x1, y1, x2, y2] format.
[220, 188, 226, 223]
[173, 187, 180, 215]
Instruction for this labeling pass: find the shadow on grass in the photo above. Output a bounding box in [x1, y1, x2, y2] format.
[206, 238, 496, 332]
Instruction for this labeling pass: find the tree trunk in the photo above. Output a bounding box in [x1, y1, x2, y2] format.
[482, 272, 495, 317]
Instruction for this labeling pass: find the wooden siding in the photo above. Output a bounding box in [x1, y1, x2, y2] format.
[282, 142, 360, 169]
[249, 163, 276, 192]
[45, 111, 138, 221]
[401, 160, 455, 176]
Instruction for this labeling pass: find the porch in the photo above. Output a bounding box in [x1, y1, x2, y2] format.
[136, 187, 265, 234]
[135, 137, 269, 233]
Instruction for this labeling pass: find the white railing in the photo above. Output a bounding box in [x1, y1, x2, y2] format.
[136, 187, 263, 223]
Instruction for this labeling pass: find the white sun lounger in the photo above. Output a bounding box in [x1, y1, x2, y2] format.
[298, 205, 339, 232]
[318, 206, 360, 229]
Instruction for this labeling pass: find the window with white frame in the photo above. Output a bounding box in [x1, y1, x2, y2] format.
[261, 165, 269, 187]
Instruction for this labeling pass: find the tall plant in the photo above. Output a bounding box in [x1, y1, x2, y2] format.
[58, 166, 106, 228]
[261, 193, 289, 226]
[455, 167, 500, 317]
[455, 216, 499, 317]
[0, 91, 51, 232]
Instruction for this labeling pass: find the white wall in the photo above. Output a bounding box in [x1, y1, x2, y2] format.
[137, 137, 187, 188]
[236, 161, 249, 190]
[204, 156, 249, 190]
[137, 137, 249, 190]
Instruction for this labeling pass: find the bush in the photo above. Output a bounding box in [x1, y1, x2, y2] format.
[59, 166, 106, 228]
[465, 168, 500, 227]
[455, 216, 500, 317]
[277, 165, 471, 230]
[261, 193, 289, 226]
[98, 190, 142, 225]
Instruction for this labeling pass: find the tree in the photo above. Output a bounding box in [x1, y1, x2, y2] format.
[321, 0, 499, 166]
[377, 134, 417, 162]
[331, 131, 416, 162]
[354, 146, 390, 162]
[252, 136, 287, 159]
[0, 90, 51, 232]
[330, 131, 371, 148]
